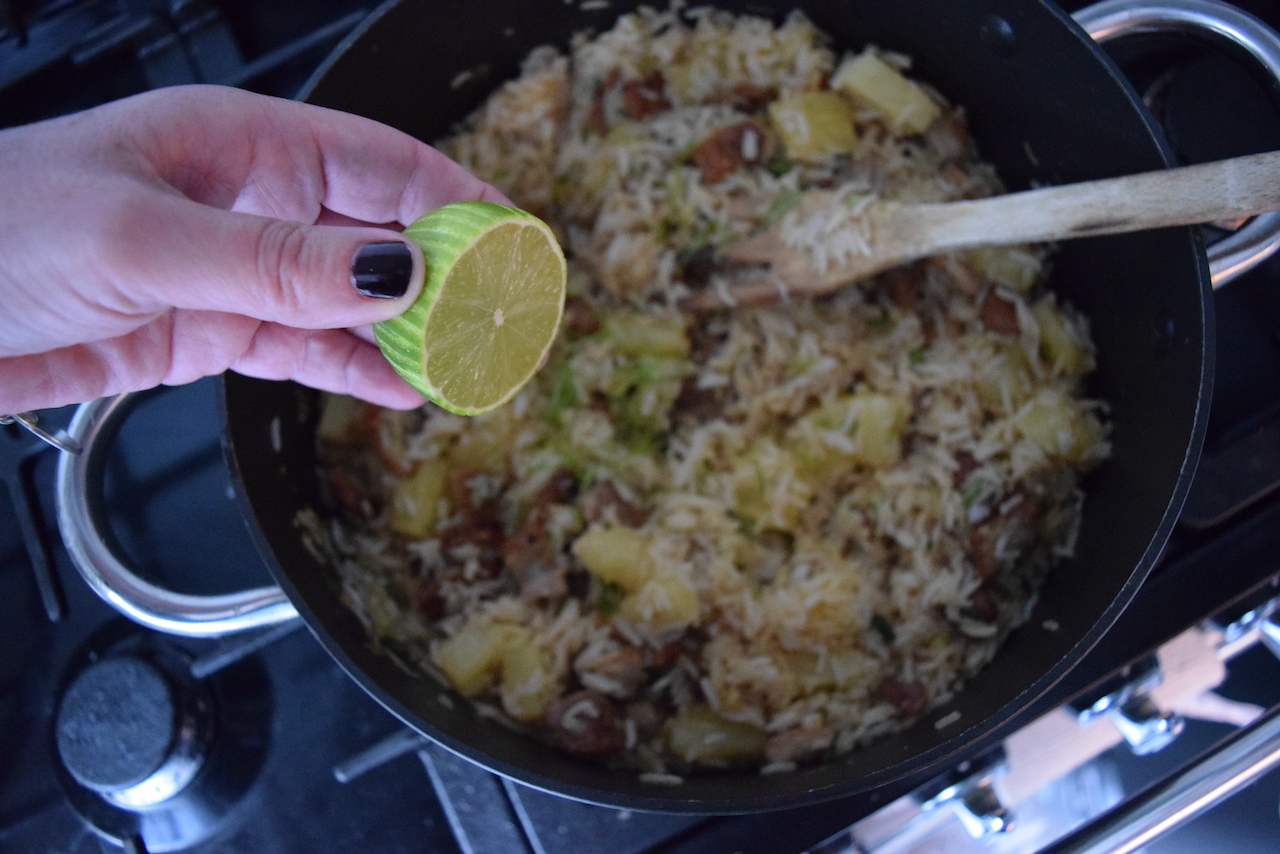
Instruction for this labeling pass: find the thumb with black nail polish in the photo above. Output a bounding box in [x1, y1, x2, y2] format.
[352, 240, 416, 299]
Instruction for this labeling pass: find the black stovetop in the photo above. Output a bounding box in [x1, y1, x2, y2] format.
[2, 2, 1280, 853]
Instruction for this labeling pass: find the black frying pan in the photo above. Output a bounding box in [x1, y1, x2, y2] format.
[220, 0, 1212, 812]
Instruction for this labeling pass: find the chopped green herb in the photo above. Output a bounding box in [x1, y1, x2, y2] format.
[844, 192, 867, 210]
[908, 348, 925, 367]
[767, 154, 795, 177]
[544, 364, 578, 422]
[784, 354, 818, 378]
[689, 218, 719, 252]
[596, 579, 628, 619]
[871, 613, 896, 644]
[869, 306, 894, 332]
[674, 139, 699, 165]
[662, 171, 690, 231]
[603, 354, 689, 453]
[961, 481, 984, 507]
[763, 189, 804, 225]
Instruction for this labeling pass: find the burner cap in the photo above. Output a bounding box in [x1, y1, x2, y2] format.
[55, 656, 177, 792]
[52, 627, 273, 853]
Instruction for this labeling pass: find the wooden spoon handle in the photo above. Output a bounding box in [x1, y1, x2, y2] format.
[685, 150, 1280, 310]
[882, 150, 1280, 257]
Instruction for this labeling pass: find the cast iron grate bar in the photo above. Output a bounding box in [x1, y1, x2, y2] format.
[0, 420, 65, 621]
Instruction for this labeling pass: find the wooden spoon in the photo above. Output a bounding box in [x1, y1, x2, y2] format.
[683, 150, 1280, 310]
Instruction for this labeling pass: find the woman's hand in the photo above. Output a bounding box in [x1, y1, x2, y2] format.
[0, 84, 510, 414]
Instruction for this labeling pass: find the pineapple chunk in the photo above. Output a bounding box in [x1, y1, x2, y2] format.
[605, 119, 649, 145]
[391, 462, 449, 539]
[973, 345, 1035, 414]
[1017, 389, 1106, 463]
[432, 621, 561, 720]
[572, 524, 655, 592]
[791, 391, 909, 471]
[667, 704, 766, 764]
[317, 393, 361, 442]
[618, 573, 701, 629]
[1033, 294, 1093, 376]
[768, 91, 858, 162]
[431, 620, 519, 696]
[831, 50, 940, 135]
[604, 312, 690, 359]
[788, 647, 870, 692]
[822, 648, 873, 690]
[732, 439, 813, 530]
[499, 629, 560, 721]
[962, 245, 1042, 293]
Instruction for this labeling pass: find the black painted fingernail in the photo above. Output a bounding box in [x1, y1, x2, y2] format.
[351, 241, 413, 298]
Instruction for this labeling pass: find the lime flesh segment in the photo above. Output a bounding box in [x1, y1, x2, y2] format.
[374, 202, 567, 415]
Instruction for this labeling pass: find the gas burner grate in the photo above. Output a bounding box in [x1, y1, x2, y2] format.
[0, 0, 368, 129]
[1, 417, 67, 621]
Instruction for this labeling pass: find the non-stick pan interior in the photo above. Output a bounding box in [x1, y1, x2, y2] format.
[223, 0, 1212, 811]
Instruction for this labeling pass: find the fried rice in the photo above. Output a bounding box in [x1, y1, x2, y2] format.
[315, 5, 1111, 780]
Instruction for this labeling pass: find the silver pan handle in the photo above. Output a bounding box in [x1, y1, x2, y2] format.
[56, 393, 298, 637]
[1074, 0, 1280, 287]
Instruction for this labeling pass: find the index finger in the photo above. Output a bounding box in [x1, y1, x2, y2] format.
[301, 105, 515, 224]
[119, 86, 512, 226]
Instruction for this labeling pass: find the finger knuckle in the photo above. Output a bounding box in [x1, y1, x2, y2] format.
[254, 219, 312, 319]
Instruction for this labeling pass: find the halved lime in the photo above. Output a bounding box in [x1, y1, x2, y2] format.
[374, 202, 567, 415]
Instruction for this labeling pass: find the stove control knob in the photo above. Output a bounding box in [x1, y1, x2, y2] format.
[1109, 693, 1185, 756]
[955, 779, 1015, 837]
[55, 654, 212, 809]
[918, 756, 1016, 839]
